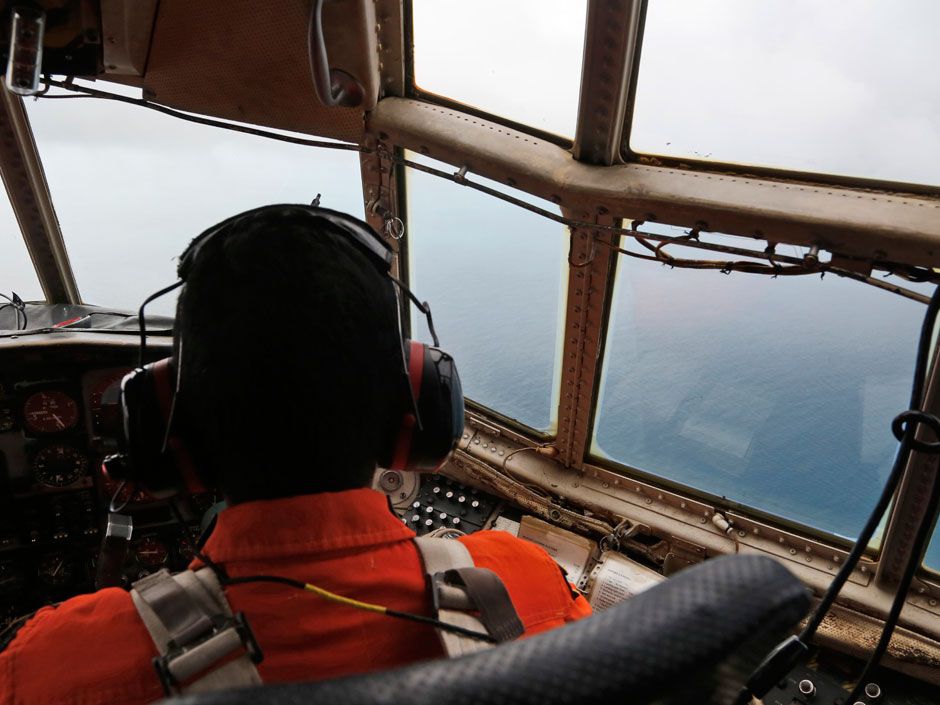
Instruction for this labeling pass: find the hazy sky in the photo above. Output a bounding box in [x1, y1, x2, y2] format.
[2, 0, 939, 309]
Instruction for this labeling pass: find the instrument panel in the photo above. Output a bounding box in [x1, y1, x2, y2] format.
[0, 343, 212, 630]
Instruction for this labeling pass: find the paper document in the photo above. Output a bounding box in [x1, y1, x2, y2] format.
[517, 516, 595, 584]
[491, 516, 521, 536]
[585, 551, 663, 611]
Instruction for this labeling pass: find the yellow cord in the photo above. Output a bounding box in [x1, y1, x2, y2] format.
[303, 583, 388, 615]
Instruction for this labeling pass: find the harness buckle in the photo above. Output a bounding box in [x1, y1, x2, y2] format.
[152, 611, 263, 696]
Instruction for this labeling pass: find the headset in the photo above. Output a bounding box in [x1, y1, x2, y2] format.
[105, 204, 464, 499]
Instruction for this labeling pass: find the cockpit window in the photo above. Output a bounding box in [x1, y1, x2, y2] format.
[0, 194, 44, 304]
[630, 0, 940, 187]
[411, 0, 587, 139]
[927, 527, 940, 573]
[592, 227, 932, 553]
[406, 154, 567, 432]
[25, 83, 364, 315]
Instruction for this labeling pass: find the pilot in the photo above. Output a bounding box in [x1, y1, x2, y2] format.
[0, 205, 590, 705]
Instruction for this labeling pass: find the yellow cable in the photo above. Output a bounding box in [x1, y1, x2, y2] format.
[303, 583, 388, 615]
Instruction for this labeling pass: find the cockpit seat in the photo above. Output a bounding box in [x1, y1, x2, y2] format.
[165, 554, 810, 705]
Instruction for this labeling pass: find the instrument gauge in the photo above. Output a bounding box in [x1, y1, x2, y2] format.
[37, 553, 74, 587]
[23, 390, 79, 434]
[134, 537, 169, 568]
[89, 370, 129, 436]
[32, 445, 87, 487]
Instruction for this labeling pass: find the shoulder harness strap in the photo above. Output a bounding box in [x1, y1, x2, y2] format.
[130, 567, 263, 697]
[413, 535, 524, 657]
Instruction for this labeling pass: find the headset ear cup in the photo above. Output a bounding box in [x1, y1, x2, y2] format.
[117, 358, 204, 498]
[389, 341, 464, 472]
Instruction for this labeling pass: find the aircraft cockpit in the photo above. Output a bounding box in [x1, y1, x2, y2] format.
[0, 2, 939, 704]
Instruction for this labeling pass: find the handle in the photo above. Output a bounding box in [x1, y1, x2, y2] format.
[308, 0, 365, 108]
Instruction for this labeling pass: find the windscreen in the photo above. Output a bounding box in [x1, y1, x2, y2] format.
[592, 227, 933, 559]
[631, 0, 940, 186]
[0, 194, 44, 306]
[25, 83, 364, 315]
[412, 0, 588, 138]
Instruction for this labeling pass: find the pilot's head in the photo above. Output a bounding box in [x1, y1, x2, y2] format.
[174, 206, 404, 504]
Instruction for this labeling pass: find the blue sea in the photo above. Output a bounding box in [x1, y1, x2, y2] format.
[408, 166, 940, 571]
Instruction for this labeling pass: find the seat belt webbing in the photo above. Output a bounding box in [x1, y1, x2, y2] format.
[413, 536, 524, 657]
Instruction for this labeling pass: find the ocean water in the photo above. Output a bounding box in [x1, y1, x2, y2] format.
[408, 167, 940, 571]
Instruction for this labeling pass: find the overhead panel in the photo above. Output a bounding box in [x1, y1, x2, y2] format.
[142, 0, 378, 143]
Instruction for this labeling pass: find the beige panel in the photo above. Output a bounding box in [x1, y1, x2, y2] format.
[372, 98, 940, 269]
[143, 0, 369, 142]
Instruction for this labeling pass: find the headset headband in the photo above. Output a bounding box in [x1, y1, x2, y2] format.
[177, 205, 394, 282]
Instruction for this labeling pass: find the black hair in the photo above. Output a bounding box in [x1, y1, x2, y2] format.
[174, 207, 404, 503]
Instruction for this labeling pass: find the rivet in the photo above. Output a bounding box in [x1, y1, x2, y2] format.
[789, 548, 797, 555]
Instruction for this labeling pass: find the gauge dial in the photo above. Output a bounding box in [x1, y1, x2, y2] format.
[134, 537, 169, 568]
[32, 445, 87, 487]
[23, 390, 79, 434]
[89, 370, 129, 435]
[37, 553, 73, 587]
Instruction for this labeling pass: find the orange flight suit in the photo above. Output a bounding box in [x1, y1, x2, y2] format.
[0, 488, 591, 705]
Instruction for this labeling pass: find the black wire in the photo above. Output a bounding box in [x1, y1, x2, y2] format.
[844, 469, 940, 703]
[734, 285, 940, 705]
[38, 78, 364, 153]
[137, 280, 184, 367]
[800, 285, 940, 643]
[168, 498, 229, 582]
[0, 293, 26, 331]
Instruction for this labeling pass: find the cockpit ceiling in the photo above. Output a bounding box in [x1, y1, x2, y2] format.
[141, 0, 373, 142]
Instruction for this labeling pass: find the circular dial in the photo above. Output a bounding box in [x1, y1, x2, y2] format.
[32, 445, 87, 487]
[89, 370, 129, 435]
[37, 553, 73, 587]
[23, 390, 79, 434]
[134, 537, 169, 568]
